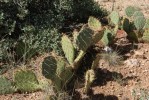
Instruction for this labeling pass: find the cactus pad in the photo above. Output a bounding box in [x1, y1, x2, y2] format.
[109, 11, 120, 25]
[144, 19, 149, 29]
[42, 55, 73, 91]
[101, 28, 113, 46]
[0, 77, 15, 95]
[134, 16, 146, 30]
[14, 70, 40, 93]
[88, 16, 102, 31]
[84, 69, 95, 94]
[142, 29, 149, 42]
[42, 56, 57, 80]
[61, 35, 75, 64]
[76, 27, 93, 51]
[133, 11, 144, 19]
[125, 6, 140, 17]
[122, 17, 130, 33]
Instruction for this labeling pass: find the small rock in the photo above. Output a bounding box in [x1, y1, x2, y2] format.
[124, 59, 140, 67]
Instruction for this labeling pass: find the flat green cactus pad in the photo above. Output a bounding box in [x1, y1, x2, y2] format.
[109, 11, 120, 25]
[101, 28, 113, 46]
[142, 29, 149, 42]
[0, 77, 15, 95]
[14, 70, 40, 93]
[122, 17, 130, 33]
[125, 6, 140, 17]
[144, 19, 149, 29]
[76, 27, 93, 51]
[134, 16, 146, 30]
[133, 11, 144, 19]
[61, 35, 75, 64]
[88, 16, 102, 31]
[42, 56, 57, 80]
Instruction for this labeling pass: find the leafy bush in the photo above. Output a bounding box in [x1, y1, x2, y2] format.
[0, 0, 107, 62]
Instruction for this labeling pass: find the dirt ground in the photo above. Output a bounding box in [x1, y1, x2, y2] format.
[0, 0, 149, 100]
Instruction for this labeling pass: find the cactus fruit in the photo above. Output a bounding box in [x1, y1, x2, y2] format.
[125, 6, 140, 17]
[76, 27, 93, 51]
[134, 16, 146, 30]
[142, 29, 149, 42]
[0, 77, 15, 95]
[144, 19, 149, 29]
[14, 70, 40, 93]
[101, 28, 113, 46]
[61, 35, 75, 64]
[109, 11, 120, 25]
[42, 55, 73, 91]
[84, 69, 95, 94]
[88, 16, 102, 31]
[133, 11, 144, 19]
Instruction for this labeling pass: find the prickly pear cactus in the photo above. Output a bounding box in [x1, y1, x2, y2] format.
[142, 29, 149, 42]
[144, 19, 149, 29]
[125, 6, 140, 17]
[76, 27, 93, 51]
[133, 11, 144, 19]
[72, 30, 79, 48]
[101, 28, 113, 46]
[122, 17, 130, 33]
[14, 70, 40, 93]
[84, 69, 95, 94]
[134, 16, 146, 30]
[127, 31, 138, 42]
[88, 16, 102, 31]
[109, 11, 120, 25]
[0, 77, 15, 95]
[42, 55, 73, 91]
[91, 55, 100, 69]
[61, 35, 75, 64]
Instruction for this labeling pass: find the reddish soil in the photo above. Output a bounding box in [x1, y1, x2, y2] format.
[0, 0, 149, 100]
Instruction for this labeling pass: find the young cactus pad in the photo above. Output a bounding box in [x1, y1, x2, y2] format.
[142, 29, 149, 42]
[0, 77, 15, 95]
[125, 6, 140, 17]
[88, 16, 102, 31]
[84, 69, 95, 94]
[109, 11, 120, 25]
[61, 35, 75, 64]
[134, 16, 146, 30]
[14, 70, 40, 93]
[101, 28, 113, 46]
[144, 19, 149, 29]
[76, 27, 93, 51]
[133, 11, 144, 19]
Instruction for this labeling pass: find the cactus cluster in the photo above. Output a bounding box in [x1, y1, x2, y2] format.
[14, 70, 40, 93]
[42, 16, 104, 92]
[42, 55, 73, 91]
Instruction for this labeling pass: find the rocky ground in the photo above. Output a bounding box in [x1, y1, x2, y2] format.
[0, 0, 149, 100]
